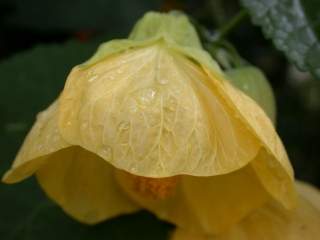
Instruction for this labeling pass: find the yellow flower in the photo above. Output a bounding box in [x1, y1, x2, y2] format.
[171, 181, 320, 240]
[2, 12, 297, 235]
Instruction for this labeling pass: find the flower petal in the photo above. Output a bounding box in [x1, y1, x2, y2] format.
[200, 68, 296, 208]
[58, 44, 260, 177]
[36, 146, 139, 224]
[179, 165, 270, 234]
[2, 100, 139, 224]
[116, 165, 270, 235]
[170, 181, 320, 240]
[296, 181, 320, 210]
[2, 100, 70, 183]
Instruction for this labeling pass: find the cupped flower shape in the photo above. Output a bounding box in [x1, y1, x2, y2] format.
[3, 12, 296, 235]
[171, 181, 320, 240]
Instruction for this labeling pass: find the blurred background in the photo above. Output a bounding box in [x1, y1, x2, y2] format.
[0, 0, 319, 239]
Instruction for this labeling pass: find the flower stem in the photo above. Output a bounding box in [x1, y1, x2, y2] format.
[215, 10, 248, 40]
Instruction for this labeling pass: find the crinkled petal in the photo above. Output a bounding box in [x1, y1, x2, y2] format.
[36, 146, 139, 224]
[170, 182, 320, 240]
[58, 44, 260, 177]
[2, 100, 139, 224]
[116, 165, 270, 235]
[200, 67, 296, 208]
[2, 100, 70, 183]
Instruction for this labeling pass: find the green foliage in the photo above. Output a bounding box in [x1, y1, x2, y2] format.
[0, 41, 98, 173]
[240, 0, 320, 80]
[2, 0, 161, 32]
[0, 40, 172, 240]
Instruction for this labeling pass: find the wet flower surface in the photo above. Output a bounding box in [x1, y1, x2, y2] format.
[2, 11, 319, 238]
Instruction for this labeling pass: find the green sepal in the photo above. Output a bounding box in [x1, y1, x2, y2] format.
[82, 11, 223, 76]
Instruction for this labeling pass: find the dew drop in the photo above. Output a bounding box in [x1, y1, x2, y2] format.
[158, 78, 169, 85]
[136, 88, 157, 106]
[128, 99, 138, 113]
[88, 75, 98, 83]
[101, 146, 112, 159]
[118, 121, 130, 131]
[87, 70, 95, 76]
[166, 96, 177, 111]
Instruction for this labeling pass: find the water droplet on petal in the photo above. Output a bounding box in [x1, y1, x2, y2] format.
[166, 96, 178, 111]
[118, 121, 130, 131]
[128, 99, 138, 113]
[101, 146, 112, 159]
[87, 70, 95, 76]
[88, 75, 98, 83]
[158, 78, 169, 85]
[136, 88, 157, 106]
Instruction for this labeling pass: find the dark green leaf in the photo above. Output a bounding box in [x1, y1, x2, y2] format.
[0, 39, 96, 239]
[0, 40, 98, 174]
[240, 0, 320, 80]
[2, 0, 161, 33]
[25, 208, 171, 240]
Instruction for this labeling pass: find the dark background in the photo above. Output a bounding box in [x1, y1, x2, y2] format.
[0, 0, 319, 239]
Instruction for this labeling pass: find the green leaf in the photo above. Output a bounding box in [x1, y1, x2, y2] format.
[0, 40, 98, 174]
[0, 39, 96, 239]
[0, 39, 172, 239]
[240, 0, 320, 80]
[2, 0, 161, 32]
[25, 207, 171, 240]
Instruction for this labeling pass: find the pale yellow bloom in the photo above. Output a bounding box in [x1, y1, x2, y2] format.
[3, 12, 297, 235]
[171, 182, 320, 240]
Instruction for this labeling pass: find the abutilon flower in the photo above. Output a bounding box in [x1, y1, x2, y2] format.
[2, 11, 320, 237]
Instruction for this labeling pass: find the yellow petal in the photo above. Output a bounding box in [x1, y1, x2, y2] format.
[36, 146, 139, 224]
[198, 67, 296, 208]
[170, 229, 211, 240]
[2, 100, 70, 183]
[3, 100, 139, 224]
[180, 165, 270, 234]
[296, 181, 320, 210]
[58, 43, 260, 177]
[170, 181, 320, 240]
[116, 164, 271, 235]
